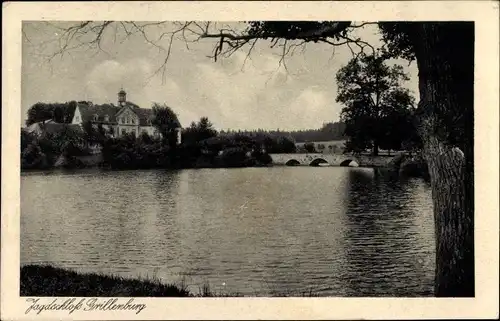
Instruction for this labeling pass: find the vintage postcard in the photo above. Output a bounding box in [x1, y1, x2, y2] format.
[2, 1, 499, 320]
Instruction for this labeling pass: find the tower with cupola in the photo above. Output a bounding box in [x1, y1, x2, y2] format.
[118, 88, 127, 107]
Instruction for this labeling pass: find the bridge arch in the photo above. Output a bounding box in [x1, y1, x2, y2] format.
[309, 158, 329, 166]
[340, 159, 359, 167]
[285, 159, 301, 166]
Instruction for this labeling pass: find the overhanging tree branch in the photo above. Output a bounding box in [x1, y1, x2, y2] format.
[26, 21, 378, 77]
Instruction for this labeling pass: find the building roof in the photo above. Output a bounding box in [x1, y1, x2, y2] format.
[78, 102, 146, 124]
[134, 107, 154, 126]
[25, 121, 82, 136]
[76, 101, 181, 128]
[77, 102, 120, 124]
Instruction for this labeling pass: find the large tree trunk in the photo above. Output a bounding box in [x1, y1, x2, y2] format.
[411, 23, 474, 296]
[372, 142, 379, 156]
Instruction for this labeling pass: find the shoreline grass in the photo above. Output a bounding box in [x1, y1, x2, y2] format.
[21, 264, 324, 297]
[21, 264, 192, 297]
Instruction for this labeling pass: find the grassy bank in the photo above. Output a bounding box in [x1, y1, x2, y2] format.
[21, 265, 192, 297]
[21, 265, 321, 297]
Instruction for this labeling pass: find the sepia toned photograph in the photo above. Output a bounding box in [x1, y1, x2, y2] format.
[2, 1, 499, 320]
[19, 19, 474, 298]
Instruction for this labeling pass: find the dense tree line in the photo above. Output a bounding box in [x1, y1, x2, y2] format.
[21, 125, 89, 169]
[337, 53, 422, 155]
[220, 121, 346, 143]
[21, 104, 296, 170]
[97, 121, 291, 170]
[25, 101, 78, 126]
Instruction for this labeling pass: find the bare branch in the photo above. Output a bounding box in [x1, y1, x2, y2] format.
[338, 34, 376, 55]
[197, 21, 376, 62]
[279, 39, 290, 72]
[241, 38, 258, 71]
[22, 28, 32, 44]
[287, 40, 307, 56]
[350, 22, 380, 28]
[29, 20, 379, 81]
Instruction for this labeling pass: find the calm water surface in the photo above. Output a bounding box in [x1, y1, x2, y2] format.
[21, 167, 435, 296]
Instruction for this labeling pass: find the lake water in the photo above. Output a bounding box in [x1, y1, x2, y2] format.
[21, 167, 435, 296]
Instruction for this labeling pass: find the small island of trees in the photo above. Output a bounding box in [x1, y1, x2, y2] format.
[21, 103, 300, 170]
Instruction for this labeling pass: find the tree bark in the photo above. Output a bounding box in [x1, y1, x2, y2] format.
[373, 142, 379, 156]
[411, 23, 474, 297]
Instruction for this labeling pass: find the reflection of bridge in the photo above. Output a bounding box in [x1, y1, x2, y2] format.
[269, 153, 393, 167]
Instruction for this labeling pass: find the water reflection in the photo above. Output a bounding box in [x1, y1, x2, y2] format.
[21, 167, 434, 296]
[341, 169, 435, 296]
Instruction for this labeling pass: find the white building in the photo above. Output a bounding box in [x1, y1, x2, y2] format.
[71, 89, 181, 143]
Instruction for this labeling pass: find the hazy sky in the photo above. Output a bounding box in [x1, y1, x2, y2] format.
[22, 21, 419, 130]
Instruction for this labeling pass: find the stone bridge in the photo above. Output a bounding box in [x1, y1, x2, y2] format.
[269, 153, 394, 167]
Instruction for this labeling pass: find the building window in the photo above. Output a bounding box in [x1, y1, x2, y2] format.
[75, 116, 79, 122]
[93, 114, 99, 121]
[121, 129, 126, 136]
[131, 118, 135, 124]
[131, 129, 136, 137]
[104, 115, 109, 122]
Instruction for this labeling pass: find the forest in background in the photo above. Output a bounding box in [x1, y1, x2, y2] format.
[219, 122, 346, 143]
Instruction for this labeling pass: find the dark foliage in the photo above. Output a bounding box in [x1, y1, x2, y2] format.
[378, 22, 416, 61]
[26, 101, 78, 126]
[100, 134, 169, 170]
[21, 111, 281, 170]
[303, 142, 316, 153]
[336, 53, 419, 155]
[21, 125, 89, 170]
[246, 21, 352, 41]
[151, 103, 181, 148]
[182, 117, 218, 146]
[216, 147, 252, 168]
